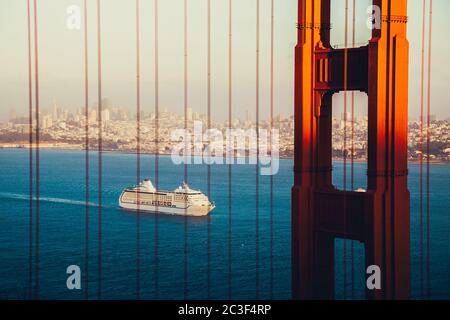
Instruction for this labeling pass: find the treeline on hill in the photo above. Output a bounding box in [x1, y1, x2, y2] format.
[0, 133, 120, 150]
[332, 141, 449, 159]
[0, 133, 54, 142]
[418, 141, 450, 156]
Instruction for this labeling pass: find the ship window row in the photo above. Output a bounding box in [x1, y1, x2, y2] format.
[124, 192, 172, 202]
[174, 194, 188, 201]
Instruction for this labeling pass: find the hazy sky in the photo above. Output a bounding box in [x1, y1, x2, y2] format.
[1, 0, 449, 122]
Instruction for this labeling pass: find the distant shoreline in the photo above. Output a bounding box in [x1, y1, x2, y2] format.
[1, 143, 449, 165]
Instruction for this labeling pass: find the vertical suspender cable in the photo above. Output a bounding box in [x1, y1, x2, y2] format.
[343, 0, 349, 300]
[96, 0, 103, 300]
[269, 0, 274, 300]
[26, 0, 33, 300]
[350, 0, 355, 300]
[33, 0, 40, 299]
[206, 0, 212, 299]
[154, 0, 160, 299]
[227, 0, 233, 300]
[83, 0, 89, 300]
[426, 0, 433, 299]
[419, 0, 426, 299]
[135, 0, 141, 300]
[255, 0, 260, 300]
[384, 2, 392, 298]
[183, 0, 189, 300]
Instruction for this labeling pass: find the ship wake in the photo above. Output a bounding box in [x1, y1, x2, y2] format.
[0, 192, 108, 208]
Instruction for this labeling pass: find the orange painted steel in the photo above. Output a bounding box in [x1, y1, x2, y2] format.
[292, 0, 410, 300]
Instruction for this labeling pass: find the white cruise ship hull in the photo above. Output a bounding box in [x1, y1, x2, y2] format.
[119, 181, 215, 217]
[119, 201, 214, 217]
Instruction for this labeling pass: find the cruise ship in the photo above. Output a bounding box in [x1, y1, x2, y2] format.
[119, 179, 215, 216]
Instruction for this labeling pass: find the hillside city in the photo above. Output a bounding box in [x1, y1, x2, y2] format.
[1, 99, 450, 162]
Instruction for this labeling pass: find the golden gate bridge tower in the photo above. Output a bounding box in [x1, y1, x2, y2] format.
[292, 0, 410, 299]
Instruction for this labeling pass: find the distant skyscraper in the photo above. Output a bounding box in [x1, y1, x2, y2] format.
[52, 99, 58, 121]
[41, 114, 53, 129]
[89, 110, 97, 122]
[61, 110, 68, 121]
[101, 109, 110, 123]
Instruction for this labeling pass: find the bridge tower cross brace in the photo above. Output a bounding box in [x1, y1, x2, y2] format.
[292, 0, 410, 300]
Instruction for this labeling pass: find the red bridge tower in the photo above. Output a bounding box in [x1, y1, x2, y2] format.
[292, 0, 410, 299]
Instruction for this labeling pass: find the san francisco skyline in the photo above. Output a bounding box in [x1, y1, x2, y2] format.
[1, 0, 450, 122]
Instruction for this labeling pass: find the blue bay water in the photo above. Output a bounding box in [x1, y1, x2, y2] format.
[0, 149, 449, 300]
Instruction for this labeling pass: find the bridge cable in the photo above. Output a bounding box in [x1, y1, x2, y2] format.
[350, 0, 356, 300]
[33, 0, 40, 299]
[255, 0, 260, 300]
[426, 0, 433, 299]
[343, 0, 349, 300]
[83, 0, 90, 300]
[26, 0, 33, 300]
[269, 0, 275, 300]
[135, 0, 142, 300]
[227, 0, 233, 300]
[419, 0, 426, 299]
[207, 0, 212, 300]
[419, 0, 426, 298]
[183, 0, 189, 300]
[154, 0, 160, 299]
[96, 0, 103, 300]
